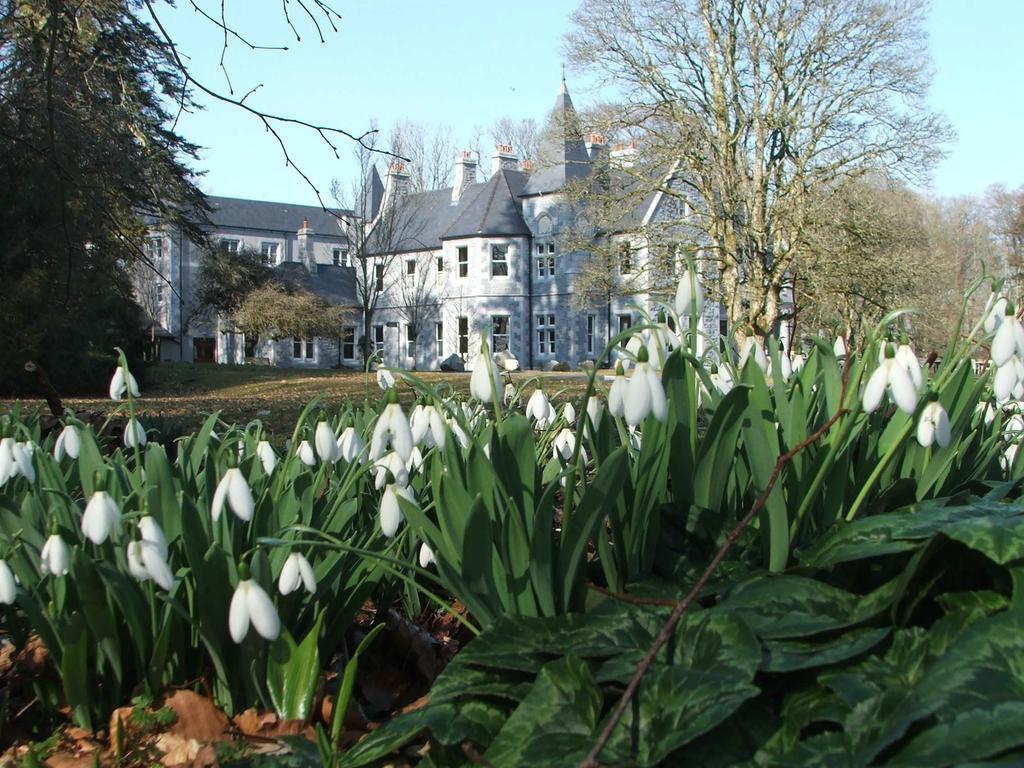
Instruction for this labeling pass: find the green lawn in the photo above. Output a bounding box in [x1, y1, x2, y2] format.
[4, 362, 601, 437]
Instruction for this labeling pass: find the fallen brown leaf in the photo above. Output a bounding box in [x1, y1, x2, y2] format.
[162, 690, 230, 742]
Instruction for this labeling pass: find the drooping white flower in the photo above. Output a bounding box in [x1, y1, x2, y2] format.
[40, 534, 70, 577]
[123, 418, 147, 448]
[552, 428, 588, 464]
[337, 427, 366, 463]
[791, 353, 806, 373]
[711, 364, 734, 395]
[1, 439, 35, 485]
[674, 268, 704, 317]
[109, 365, 140, 401]
[370, 396, 414, 462]
[411, 404, 447, 450]
[562, 402, 577, 424]
[447, 418, 469, 450]
[377, 367, 396, 391]
[229, 574, 280, 643]
[503, 383, 517, 405]
[127, 539, 174, 591]
[585, 396, 604, 430]
[984, 295, 1009, 334]
[53, 425, 81, 461]
[256, 440, 277, 475]
[278, 552, 316, 595]
[211, 467, 255, 522]
[380, 482, 416, 538]
[374, 451, 410, 489]
[608, 363, 628, 419]
[917, 400, 952, 448]
[834, 335, 848, 359]
[0, 560, 17, 604]
[296, 440, 316, 467]
[525, 389, 555, 429]
[883, 341, 924, 391]
[993, 355, 1024, 402]
[418, 542, 435, 568]
[0, 438, 13, 486]
[1001, 442, 1018, 472]
[863, 344, 919, 415]
[407, 445, 424, 474]
[992, 304, 1024, 367]
[624, 349, 668, 427]
[739, 332, 768, 373]
[138, 516, 169, 560]
[314, 420, 339, 463]
[470, 342, 501, 403]
[81, 490, 121, 545]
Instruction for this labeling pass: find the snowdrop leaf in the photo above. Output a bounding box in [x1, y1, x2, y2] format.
[267, 612, 323, 720]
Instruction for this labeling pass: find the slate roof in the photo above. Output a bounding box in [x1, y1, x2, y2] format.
[276, 262, 357, 306]
[521, 81, 593, 196]
[205, 196, 349, 237]
[443, 170, 531, 239]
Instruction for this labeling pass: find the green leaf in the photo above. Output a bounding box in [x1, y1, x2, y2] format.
[762, 627, 890, 673]
[267, 612, 323, 720]
[693, 385, 750, 513]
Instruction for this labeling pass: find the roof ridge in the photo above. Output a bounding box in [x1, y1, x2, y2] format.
[476, 172, 504, 233]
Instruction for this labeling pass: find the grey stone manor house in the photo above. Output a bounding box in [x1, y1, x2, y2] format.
[142, 80, 726, 371]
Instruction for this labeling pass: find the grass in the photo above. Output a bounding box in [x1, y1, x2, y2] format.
[2, 362, 602, 438]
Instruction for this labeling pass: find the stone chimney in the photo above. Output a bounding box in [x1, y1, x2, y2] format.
[586, 133, 606, 162]
[491, 143, 519, 175]
[610, 139, 637, 168]
[452, 150, 477, 205]
[297, 216, 316, 273]
[385, 161, 410, 201]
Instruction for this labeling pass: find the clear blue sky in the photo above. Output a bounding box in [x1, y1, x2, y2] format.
[157, 0, 1024, 206]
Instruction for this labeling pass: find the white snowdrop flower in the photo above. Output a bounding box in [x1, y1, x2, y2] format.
[526, 389, 555, 429]
[123, 418, 147, 448]
[470, 342, 501, 403]
[447, 418, 470, 450]
[886, 342, 924, 392]
[674, 268, 704, 317]
[624, 333, 644, 369]
[314, 420, 339, 463]
[380, 482, 416, 538]
[256, 440, 277, 475]
[863, 344, 919, 415]
[211, 467, 255, 522]
[40, 534, 70, 577]
[739, 333, 768, 373]
[562, 402, 577, 424]
[624, 349, 668, 427]
[552, 428, 587, 464]
[296, 440, 316, 467]
[992, 304, 1024, 367]
[53, 425, 81, 461]
[81, 489, 121, 545]
[608, 363, 628, 419]
[628, 426, 643, 451]
[504, 383, 517, 406]
[411, 404, 447, 450]
[917, 400, 952, 448]
[278, 552, 316, 596]
[977, 401, 998, 427]
[0, 438, 14, 486]
[585, 396, 604, 430]
[138, 516, 168, 560]
[0, 560, 17, 604]
[229, 569, 280, 643]
[1001, 442, 1018, 472]
[370, 394, 414, 462]
[337, 427, 366, 464]
[126, 539, 174, 591]
[791, 353, 806, 373]
[993, 355, 1024, 403]
[834, 335, 848, 358]
[984, 295, 1008, 334]
[108, 365, 140, 401]
[407, 445, 424, 474]
[418, 542, 435, 568]
[374, 451, 409, 489]
[9, 441, 35, 484]
[377, 367, 396, 391]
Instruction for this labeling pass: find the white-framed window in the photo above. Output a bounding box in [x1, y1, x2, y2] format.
[458, 316, 469, 357]
[373, 325, 384, 357]
[536, 242, 555, 278]
[617, 313, 632, 346]
[458, 246, 468, 278]
[406, 325, 417, 359]
[587, 314, 596, 356]
[221, 239, 239, 255]
[619, 242, 632, 274]
[342, 326, 356, 360]
[435, 321, 443, 358]
[292, 338, 315, 360]
[491, 245, 509, 277]
[436, 255, 444, 272]
[145, 236, 163, 266]
[537, 314, 556, 355]
[260, 242, 279, 266]
[406, 258, 416, 277]
[332, 248, 349, 267]
[491, 315, 510, 353]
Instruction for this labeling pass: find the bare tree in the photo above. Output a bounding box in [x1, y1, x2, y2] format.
[470, 117, 540, 180]
[985, 184, 1024, 287]
[393, 252, 447, 369]
[566, 0, 952, 337]
[389, 120, 456, 192]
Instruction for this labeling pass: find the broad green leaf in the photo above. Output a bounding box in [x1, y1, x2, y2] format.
[267, 612, 323, 720]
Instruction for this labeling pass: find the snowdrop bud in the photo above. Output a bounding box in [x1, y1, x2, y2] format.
[124, 418, 147, 448]
[674, 268, 704, 317]
[740, 330, 768, 372]
[585, 396, 604, 429]
[314, 420, 339, 463]
[81, 489, 121, 545]
[53, 425, 81, 461]
[791, 353, 806, 373]
[296, 440, 316, 467]
[992, 303, 1024, 367]
[256, 440, 277, 475]
[337, 427, 366, 463]
[985, 295, 1008, 334]
[211, 467, 255, 522]
[624, 347, 668, 426]
[917, 399, 951, 448]
[552, 428, 577, 461]
[109, 365, 141, 401]
[380, 483, 415, 538]
[608, 362, 628, 418]
[370, 390, 414, 462]
[40, 534, 70, 577]
[278, 552, 316, 595]
[418, 542, 435, 568]
[526, 389, 554, 428]
[0, 560, 16, 604]
[0, 438, 13, 486]
[229, 566, 280, 643]
[895, 341, 924, 391]
[470, 340, 500, 403]
[377, 367, 396, 390]
[562, 403, 576, 424]
[504, 383, 517, 405]
[834, 335, 848, 358]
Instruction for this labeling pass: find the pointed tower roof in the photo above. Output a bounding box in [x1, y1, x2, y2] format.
[360, 165, 385, 221]
[522, 80, 592, 196]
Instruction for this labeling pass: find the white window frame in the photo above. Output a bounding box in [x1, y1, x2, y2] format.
[406, 324, 417, 359]
[342, 326, 356, 360]
[260, 241, 279, 266]
[435, 321, 444, 358]
[535, 242, 556, 278]
[490, 244, 509, 278]
[292, 338, 315, 360]
[491, 315, 510, 353]
[458, 316, 469, 357]
[373, 325, 385, 357]
[536, 314, 556, 355]
[457, 246, 468, 278]
[221, 238, 239, 255]
[587, 314, 596, 356]
[406, 258, 416, 277]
